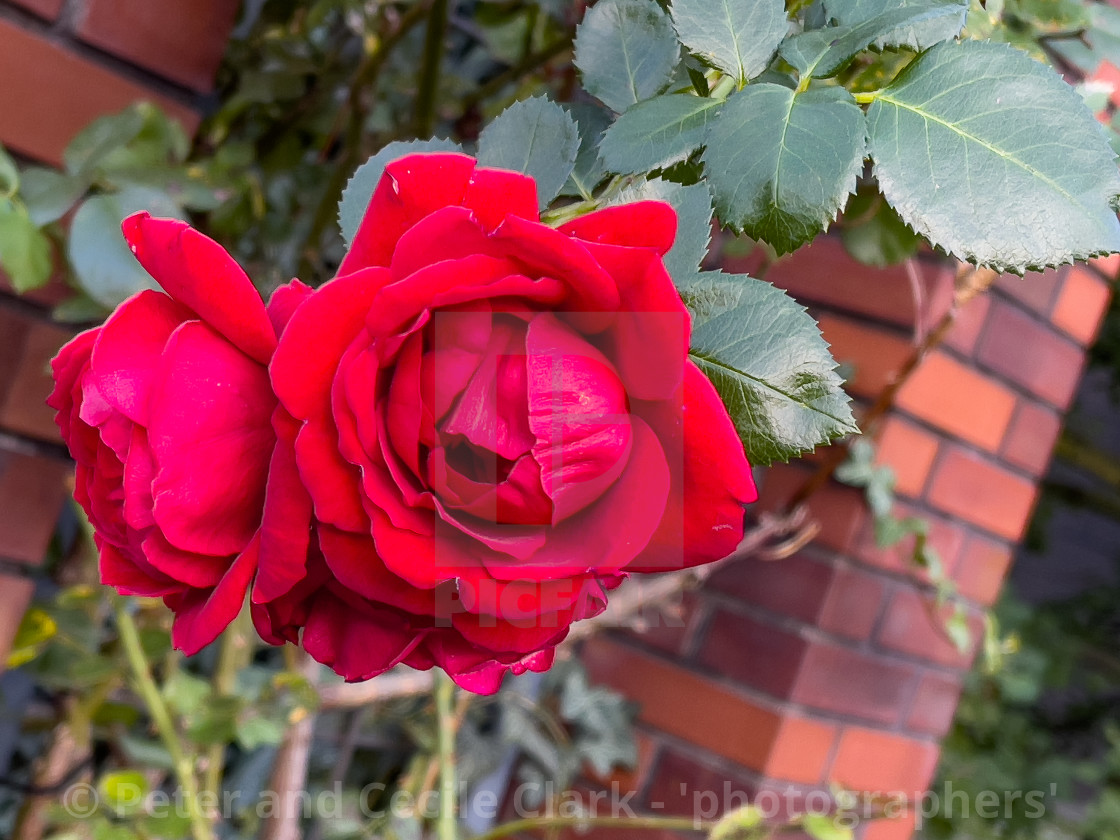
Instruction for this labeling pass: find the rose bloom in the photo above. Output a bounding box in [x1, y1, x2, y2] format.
[47, 213, 302, 654]
[252, 153, 758, 693]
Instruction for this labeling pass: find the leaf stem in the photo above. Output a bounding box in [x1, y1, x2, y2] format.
[853, 90, 882, 104]
[415, 0, 450, 137]
[435, 671, 459, 840]
[709, 75, 737, 101]
[114, 600, 214, 840]
[472, 815, 714, 840]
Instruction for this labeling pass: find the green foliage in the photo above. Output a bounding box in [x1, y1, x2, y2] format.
[822, 0, 969, 50]
[671, 0, 790, 85]
[573, 0, 680, 113]
[867, 40, 1120, 274]
[839, 186, 922, 267]
[682, 271, 858, 464]
[476, 96, 580, 209]
[598, 93, 722, 175]
[0, 198, 52, 293]
[611, 177, 713, 283]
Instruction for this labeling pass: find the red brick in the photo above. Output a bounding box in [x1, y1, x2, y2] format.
[629, 590, 699, 657]
[0, 450, 70, 566]
[830, 727, 940, 793]
[766, 238, 952, 332]
[1089, 60, 1120, 108]
[792, 641, 920, 725]
[0, 320, 74, 442]
[698, 609, 809, 698]
[1051, 266, 1111, 346]
[942, 292, 991, 356]
[994, 269, 1061, 315]
[925, 447, 1038, 541]
[1000, 400, 1062, 477]
[977, 303, 1085, 409]
[644, 749, 757, 817]
[758, 465, 869, 556]
[76, 0, 239, 93]
[952, 535, 1014, 606]
[873, 417, 939, 498]
[583, 637, 782, 771]
[706, 552, 833, 623]
[816, 314, 912, 400]
[0, 20, 199, 166]
[895, 352, 1016, 453]
[875, 589, 980, 669]
[818, 565, 888, 642]
[861, 811, 917, 840]
[0, 308, 32, 408]
[905, 673, 963, 737]
[765, 716, 838, 785]
[8, 0, 63, 20]
[0, 575, 35, 674]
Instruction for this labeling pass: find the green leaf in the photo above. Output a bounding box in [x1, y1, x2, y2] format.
[612, 178, 713, 283]
[704, 84, 866, 254]
[822, 0, 967, 50]
[162, 669, 211, 717]
[682, 271, 858, 465]
[19, 167, 88, 226]
[0, 144, 18, 198]
[867, 40, 1120, 273]
[68, 185, 186, 307]
[574, 0, 679, 113]
[671, 0, 790, 85]
[781, 5, 973, 79]
[338, 137, 462, 246]
[599, 94, 723, 175]
[99, 771, 148, 816]
[563, 102, 612, 200]
[63, 106, 147, 176]
[802, 813, 854, 840]
[840, 187, 921, 267]
[477, 96, 580, 210]
[0, 199, 53, 293]
[236, 715, 287, 750]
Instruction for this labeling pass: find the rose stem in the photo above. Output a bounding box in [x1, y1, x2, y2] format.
[203, 602, 254, 801]
[114, 598, 215, 840]
[435, 670, 460, 840]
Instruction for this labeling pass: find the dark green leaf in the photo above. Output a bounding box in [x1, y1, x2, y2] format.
[612, 178, 713, 283]
[563, 102, 612, 200]
[338, 137, 462, 246]
[867, 40, 1120, 273]
[63, 106, 147, 176]
[52, 293, 110, 324]
[0, 199, 53, 293]
[682, 271, 858, 465]
[69, 186, 184, 307]
[822, 0, 967, 50]
[671, 0, 790, 85]
[574, 0, 680, 113]
[599, 94, 722, 175]
[19, 167, 88, 226]
[0, 145, 18, 198]
[477, 96, 580, 210]
[704, 84, 866, 254]
[840, 187, 921, 266]
[118, 734, 175, 771]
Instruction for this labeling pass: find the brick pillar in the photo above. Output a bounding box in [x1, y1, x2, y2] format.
[0, 0, 239, 672]
[581, 239, 1115, 840]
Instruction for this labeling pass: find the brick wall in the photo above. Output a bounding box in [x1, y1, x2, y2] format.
[580, 240, 1116, 840]
[0, 0, 238, 673]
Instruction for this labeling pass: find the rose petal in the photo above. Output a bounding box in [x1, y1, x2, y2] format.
[559, 200, 677, 254]
[266, 278, 315, 338]
[100, 541, 181, 597]
[462, 166, 539, 230]
[167, 537, 258, 655]
[302, 591, 420, 681]
[148, 322, 275, 556]
[318, 525, 436, 615]
[142, 531, 228, 588]
[122, 426, 156, 530]
[122, 213, 277, 364]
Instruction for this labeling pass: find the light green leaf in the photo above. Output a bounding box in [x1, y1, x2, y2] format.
[574, 0, 680, 113]
[162, 669, 211, 717]
[563, 102, 612, 200]
[236, 715, 287, 750]
[0, 199, 53, 293]
[802, 813, 854, 840]
[682, 271, 858, 465]
[0, 145, 18, 198]
[19, 167, 88, 226]
[822, 0, 967, 49]
[612, 178, 713, 283]
[867, 40, 1120, 273]
[840, 187, 921, 266]
[671, 0, 790, 85]
[599, 94, 723, 175]
[477, 96, 580, 210]
[69, 186, 184, 307]
[63, 106, 147, 176]
[338, 137, 462, 246]
[704, 84, 866, 254]
[99, 771, 148, 816]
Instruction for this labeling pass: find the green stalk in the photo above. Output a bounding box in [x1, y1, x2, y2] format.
[415, 0, 450, 137]
[471, 815, 714, 840]
[115, 601, 214, 840]
[203, 604, 253, 801]
[435, 671, 459, 840]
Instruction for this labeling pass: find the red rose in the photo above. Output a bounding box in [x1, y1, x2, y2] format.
[47, 213, 294, 654]
[253, 153, 757, 693]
